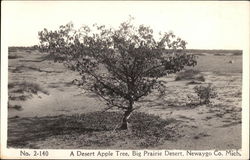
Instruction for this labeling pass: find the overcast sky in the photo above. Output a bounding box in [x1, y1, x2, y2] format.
[2, 1, 249, 49]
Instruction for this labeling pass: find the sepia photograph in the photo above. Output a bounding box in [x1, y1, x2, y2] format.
[1, 1, 249, 159]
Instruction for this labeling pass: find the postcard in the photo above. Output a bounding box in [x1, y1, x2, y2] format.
[1, 1, 249, 159]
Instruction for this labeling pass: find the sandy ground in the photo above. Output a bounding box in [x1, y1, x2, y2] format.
[7, 49, 242, 149]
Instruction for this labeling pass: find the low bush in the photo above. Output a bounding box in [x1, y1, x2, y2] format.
[194, 84, 217, 104]
[175, 69, 205, 82]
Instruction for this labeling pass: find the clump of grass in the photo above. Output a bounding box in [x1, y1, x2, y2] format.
[11, 65, 62, 73]
[9, 81, 49, 95]
[175, 69, 205, 82]
[8, 83, 16, 89]
[8, 111, 179, 149]
[8, 55, 23, 59]
[12, 65, 42, 73]
[47, 84, 60, 88]
[186, 80, 202, 85]
[8, 81, 49, 101]
[8, 104, 23, 111]
[193, 132, 210, 139]
[9, 95, 31, 101]
[214, 53, 225, 56]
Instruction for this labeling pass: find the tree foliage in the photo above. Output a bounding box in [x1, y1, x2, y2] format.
[38, 17, 197, 129]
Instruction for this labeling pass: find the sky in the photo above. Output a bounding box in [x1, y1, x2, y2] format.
[2, 1, 249, 49]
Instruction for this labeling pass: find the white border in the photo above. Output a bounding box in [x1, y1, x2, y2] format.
[1, 1, 249, 159]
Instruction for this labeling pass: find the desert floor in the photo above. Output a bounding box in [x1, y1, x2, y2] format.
[7, 48, 242, 149]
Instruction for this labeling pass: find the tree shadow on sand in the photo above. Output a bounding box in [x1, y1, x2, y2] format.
[8, 111, 179, 149]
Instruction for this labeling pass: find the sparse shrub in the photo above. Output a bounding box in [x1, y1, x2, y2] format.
[8, 103, 23, 110]
[194, 84, 217, 105]
[175, 69, 205, 82]
[9, 81, 49, 95]
[8, 55, 23, 59]
[33, 45, 39, 50]
[214, 53, 225, 56]
[186, 80, 202, 85]
[9, 95, 31, 101]
[8, 81, 49, 101]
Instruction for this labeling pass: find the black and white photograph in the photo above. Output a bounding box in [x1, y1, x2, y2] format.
[1, 1, 249, 159]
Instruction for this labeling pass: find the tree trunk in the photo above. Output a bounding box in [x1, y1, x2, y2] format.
[119, 100, 133, 130]
[119, 110, 133, 130]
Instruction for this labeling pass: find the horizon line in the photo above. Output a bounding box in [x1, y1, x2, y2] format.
[7, 46, 243, 51]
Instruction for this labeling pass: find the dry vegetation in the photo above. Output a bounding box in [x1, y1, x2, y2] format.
[8, 47, 242, 149]
[8, 111, 179, 149]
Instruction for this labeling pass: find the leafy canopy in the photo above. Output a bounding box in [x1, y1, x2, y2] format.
[38, 18, 197, 111]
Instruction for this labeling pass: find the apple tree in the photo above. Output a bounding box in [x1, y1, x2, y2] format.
[38, 18, 197, 130]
